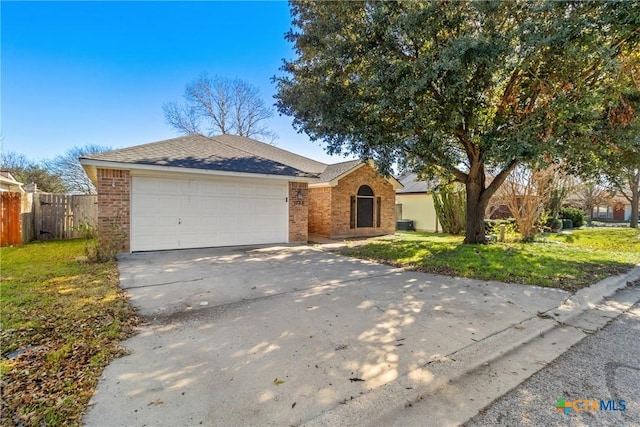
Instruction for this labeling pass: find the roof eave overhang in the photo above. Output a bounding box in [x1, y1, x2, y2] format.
[78, 159, 320, 183]
[309, 161, 404, 189]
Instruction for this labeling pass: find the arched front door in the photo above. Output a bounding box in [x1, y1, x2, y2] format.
[356, 185, 374, 228]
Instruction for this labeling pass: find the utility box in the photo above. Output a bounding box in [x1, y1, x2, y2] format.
[396, 219, 414, 231]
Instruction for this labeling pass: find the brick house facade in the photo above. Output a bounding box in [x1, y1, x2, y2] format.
[308, 164, 397, 238]
[81, 135, 400, 252]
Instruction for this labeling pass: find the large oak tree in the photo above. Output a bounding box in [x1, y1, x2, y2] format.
[275, 1, 639, 243]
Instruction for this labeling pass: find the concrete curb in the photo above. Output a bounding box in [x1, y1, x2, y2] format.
[550, 265, 640, 324]
[302, 266, 640, 426]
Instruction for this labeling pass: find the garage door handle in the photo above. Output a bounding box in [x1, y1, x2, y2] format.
[178, 218, 181, 225]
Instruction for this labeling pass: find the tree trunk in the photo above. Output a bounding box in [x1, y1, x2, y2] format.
[464, 179, 490, 244]
[630, 173, 639, 229]
[631, 190, 639, 229]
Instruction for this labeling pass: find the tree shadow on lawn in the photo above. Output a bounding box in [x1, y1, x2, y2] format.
[339, 240, 635, 293]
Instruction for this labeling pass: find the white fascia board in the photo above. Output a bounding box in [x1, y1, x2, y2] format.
[80, 163, 98, 185]
[388, 176, 404, 190]
[78, 159, 320, 183]
[308, 182, 335, 188]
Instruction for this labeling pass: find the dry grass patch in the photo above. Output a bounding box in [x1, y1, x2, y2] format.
[1, 240, 138, 426]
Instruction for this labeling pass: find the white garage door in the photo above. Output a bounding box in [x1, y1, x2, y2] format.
[131, 175, 288, 251]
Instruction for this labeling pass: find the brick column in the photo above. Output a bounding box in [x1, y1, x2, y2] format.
[288, 182, 308, 243]
[96, 169, 130, 252]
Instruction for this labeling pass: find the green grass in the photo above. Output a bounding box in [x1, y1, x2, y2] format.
[339, 228, 640, 291]
[0, 240, 138, 427]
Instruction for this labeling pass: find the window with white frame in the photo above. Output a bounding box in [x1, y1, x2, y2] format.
[594, 205, 613, 219]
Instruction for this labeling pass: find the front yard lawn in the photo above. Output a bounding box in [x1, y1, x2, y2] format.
[339, 228, 640, 291]
[0, 240, 138, 426]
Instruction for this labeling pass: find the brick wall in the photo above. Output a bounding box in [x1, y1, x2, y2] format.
[308, 187, 332, 236]
[613, 202, 625, 221]
[96, 168, 130, 252]
[330, 164, 396, 238]
[289, 182, 309, 243]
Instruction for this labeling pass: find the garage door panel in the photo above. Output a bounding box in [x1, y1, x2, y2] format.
[131, 175, 288, 251]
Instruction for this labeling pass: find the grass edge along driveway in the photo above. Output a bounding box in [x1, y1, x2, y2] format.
[0, 239, 138, 427]
[337, 228, 640, 292]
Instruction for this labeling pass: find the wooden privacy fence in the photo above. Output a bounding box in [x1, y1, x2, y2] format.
[34, 194, 98, 240]
[2, 192, 99, 245]
[1, 192, 22, 246]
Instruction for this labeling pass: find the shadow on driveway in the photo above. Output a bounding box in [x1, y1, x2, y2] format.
[84, 245, 568, 426]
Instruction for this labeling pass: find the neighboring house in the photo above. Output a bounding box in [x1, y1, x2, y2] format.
[591, 195, 635, 222]
[395, 173, 440, 232]
[80, 134, 401, 252]
[0, 171, 25, 193]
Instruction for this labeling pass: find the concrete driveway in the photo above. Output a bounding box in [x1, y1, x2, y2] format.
[83, 245, 568, 426]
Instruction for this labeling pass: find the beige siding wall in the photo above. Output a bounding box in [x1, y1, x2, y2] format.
[395, 193, 439, 232]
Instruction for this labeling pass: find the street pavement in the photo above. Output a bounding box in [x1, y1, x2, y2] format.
[466, 290, 640, 427]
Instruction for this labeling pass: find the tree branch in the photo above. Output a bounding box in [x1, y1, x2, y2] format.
[454, 127, 478, 162]
[483, 159, 519, 202]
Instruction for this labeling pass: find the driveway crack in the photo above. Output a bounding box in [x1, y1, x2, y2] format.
[125, 277, 205, 289]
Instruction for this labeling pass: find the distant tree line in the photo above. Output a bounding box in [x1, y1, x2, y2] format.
[0, 145, 110, 194]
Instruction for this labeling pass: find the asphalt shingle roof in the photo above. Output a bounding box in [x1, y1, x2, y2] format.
[212, 134, 328, 175]
[82, 134, 368, 182]
[396, 172, 438, 193]
[318, 160, 363, 182]
[82, 134, 325, 178]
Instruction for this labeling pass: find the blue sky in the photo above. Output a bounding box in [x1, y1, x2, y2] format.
[1, 1, 348, 163]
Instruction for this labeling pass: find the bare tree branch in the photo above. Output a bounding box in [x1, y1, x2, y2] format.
[44, 145, 111, 194]
[164, 74, 277, 143]
[162, 102, 201, 135]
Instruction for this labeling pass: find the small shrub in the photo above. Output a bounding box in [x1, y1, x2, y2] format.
[560, 207, 586, 228]
[433, 183, 466, 235]
[85, 225, 127, 263]
[544, 217, 562, 232]
[485, 218, 517, 233]
[485, 218, 519, 242]
[79, 216, 126, 263]
[77, 220, 98, 240]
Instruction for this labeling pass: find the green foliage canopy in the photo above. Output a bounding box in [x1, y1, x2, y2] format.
[276, 0, 639, 242]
